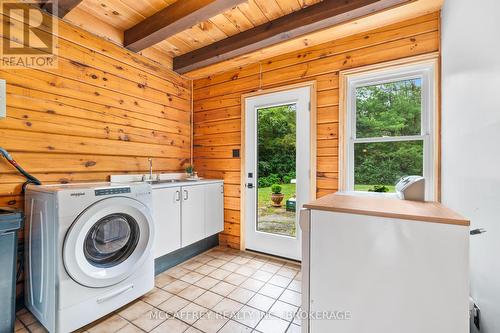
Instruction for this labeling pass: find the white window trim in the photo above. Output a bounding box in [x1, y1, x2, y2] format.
[339, 56, 439, 201]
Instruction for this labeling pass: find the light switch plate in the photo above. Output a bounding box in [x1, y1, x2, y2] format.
[0, 80, 5, 119]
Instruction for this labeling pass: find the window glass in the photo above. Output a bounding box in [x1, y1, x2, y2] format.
[354, 141, 423, 192]
[355, 78, 422, 138]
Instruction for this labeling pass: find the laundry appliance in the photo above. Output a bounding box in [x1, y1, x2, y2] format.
[24, 182, 154, 332]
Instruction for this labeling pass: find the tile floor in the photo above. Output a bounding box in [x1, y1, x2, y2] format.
[15, 246, 302, 333]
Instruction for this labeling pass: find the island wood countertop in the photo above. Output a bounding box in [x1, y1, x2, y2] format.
[303, 193, 470, 226]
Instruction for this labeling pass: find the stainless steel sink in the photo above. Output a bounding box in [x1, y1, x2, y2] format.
[146, 179, 185, 185]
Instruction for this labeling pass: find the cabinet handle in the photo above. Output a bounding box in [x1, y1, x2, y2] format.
[175, 190, 181, 202]
[183, 189, 188, 201]
[220, 184, 224, 194]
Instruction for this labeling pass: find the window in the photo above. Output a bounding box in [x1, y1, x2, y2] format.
[341, 59, 437, 200]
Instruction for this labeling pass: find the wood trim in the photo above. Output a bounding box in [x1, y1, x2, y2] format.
[124, 0, 247, 52]
[41, 0, 83, 18]
[174, 0, 414, 73]
[239, 81, 317, 251]
[338, 53, 440, 199]
[304, 193, 470, 226]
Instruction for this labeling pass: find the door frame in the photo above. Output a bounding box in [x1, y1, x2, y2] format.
[240, 81, 317, 254]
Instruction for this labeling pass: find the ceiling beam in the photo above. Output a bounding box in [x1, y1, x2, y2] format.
[174, 0, 414, 73]
[41, 0, 83, 18]
[124, 0, 247, 52]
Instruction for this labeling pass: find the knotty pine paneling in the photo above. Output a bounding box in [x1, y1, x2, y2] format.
[0, 10, 191, 294]
[192, 12, 441, 249]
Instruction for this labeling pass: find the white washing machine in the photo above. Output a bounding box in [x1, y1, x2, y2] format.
[24, 182, 155, 332]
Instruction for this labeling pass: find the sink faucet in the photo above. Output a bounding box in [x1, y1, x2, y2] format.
[148, 158, 153, 181]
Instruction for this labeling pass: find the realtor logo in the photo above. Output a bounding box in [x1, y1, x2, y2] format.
[0, 0, 58, 68]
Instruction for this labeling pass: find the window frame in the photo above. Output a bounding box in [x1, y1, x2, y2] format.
[340, 58, 438, 200]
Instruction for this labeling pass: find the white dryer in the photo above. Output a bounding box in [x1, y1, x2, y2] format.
[24, 182, 155, 332]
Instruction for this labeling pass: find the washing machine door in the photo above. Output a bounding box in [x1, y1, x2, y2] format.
[63, 197, 154, 288]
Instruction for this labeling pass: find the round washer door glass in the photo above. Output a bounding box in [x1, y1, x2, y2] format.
[63, 197, 154, 288]
[84, 213, 139, 268]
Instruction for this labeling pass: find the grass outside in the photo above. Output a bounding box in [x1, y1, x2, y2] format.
[354, 184, 396, 192]
[257, 183, 296, 237]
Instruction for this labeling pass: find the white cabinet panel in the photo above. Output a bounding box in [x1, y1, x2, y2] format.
[204, 182, 224, 236]
[181, 185, 205, 247]
[307, 210, 469, 333]
[152, 187, 181, 259]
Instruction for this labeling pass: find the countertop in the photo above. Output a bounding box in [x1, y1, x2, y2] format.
[303, 193, 470, 226]
[150, 179, 223, 189]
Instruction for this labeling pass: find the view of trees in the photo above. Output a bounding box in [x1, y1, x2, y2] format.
[354, 79, 423, 187]
[257, 104, 296, 188]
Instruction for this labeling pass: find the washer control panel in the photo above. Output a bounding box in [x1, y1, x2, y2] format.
[95, 187, 131, 196]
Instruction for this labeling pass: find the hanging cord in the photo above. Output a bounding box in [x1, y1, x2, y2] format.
[0, 147, 41, 192]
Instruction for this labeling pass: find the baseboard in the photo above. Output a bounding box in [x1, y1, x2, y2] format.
[154, 234, 219, 275]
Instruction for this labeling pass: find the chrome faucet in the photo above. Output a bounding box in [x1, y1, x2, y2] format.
[148, 158, 153, 181]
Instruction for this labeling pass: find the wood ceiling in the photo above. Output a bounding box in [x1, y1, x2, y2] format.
[55, 0, 442, 78]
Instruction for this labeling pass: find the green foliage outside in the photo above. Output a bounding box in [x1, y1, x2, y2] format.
[354, 79, 424, 187]
[257, 104, 296, 187]
[258, 184, 296, 214]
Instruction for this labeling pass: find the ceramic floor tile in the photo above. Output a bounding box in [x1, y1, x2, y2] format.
[279, 289, 301, 307]
[178, 285, 206, 301]
[218, 320, 252, 333]
[177, 302, 208, 325]
[150, 318, 189, 333]
[195, 264, 217, 275]
[192, 311, 229, 333]
[232, 256, 251, 265]
[227, 287, 255, 304]
[233, 305, 265, 328]
[251, 270, 274, 282]
[116, 323, 145, 333]
[286, 323, 301, 333]
[194, 276, 220, 290]
[184, 327, 203, 333]
[276, 267, 299, 279]
[87, 314, 128, 333]
[212, 298, 244, 317]
[158, 295, 190, 314]
[17, 309, 38, 326]
[163, 280, 191, 294]
[234, 266, 256, 277]
[210, 281, 237, 297]
[240, 278, 265, 292]
[194, 290, 225, 309]
[206, 258, 227, 268]
[155, 272, 176, 288]
[166, 267, 190, 279]
[258, 283, 285, 299]
[118, 300, 154, 322]
[255, 315, 290, 333]
[141, 287, 173, 307]
[208, 268, 232, 280]
[180, 271, 205, 284]
[182, 260, 204, 271]
[220, 261, 240, 272]
[224, 273, 248, 286]
[260, 263, 282, 274]
[247, 293, 276, 312]
[287, 280, 301, 293]
[131, 309, 167, 332]
[268, 275, 293, 288]
[269, 301, 298, 321]
[193, 255, 213, 264]
[14, 319, 25, 331]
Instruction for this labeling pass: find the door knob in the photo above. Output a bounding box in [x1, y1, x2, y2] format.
[246, 183, 254, 189]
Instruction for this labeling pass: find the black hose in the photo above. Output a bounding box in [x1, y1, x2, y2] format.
[0, 147, 41, 191]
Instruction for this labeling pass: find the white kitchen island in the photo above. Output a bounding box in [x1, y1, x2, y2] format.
[300, 193, 470, 333]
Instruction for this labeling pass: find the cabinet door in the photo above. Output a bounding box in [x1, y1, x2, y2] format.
[152, 187, 181, 258]
[181, 185, 205, 247]
[205, 182, 224, 236]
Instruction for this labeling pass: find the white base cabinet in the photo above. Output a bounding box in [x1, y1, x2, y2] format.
[300, 209, 469, 333]
[152, 181, 224, 258]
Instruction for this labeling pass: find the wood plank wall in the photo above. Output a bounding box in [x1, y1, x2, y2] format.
[192, 12, 441, 249]
[0, 10, 191, 296]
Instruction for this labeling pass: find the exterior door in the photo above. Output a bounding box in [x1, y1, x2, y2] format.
[244, 86, 312, 260]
